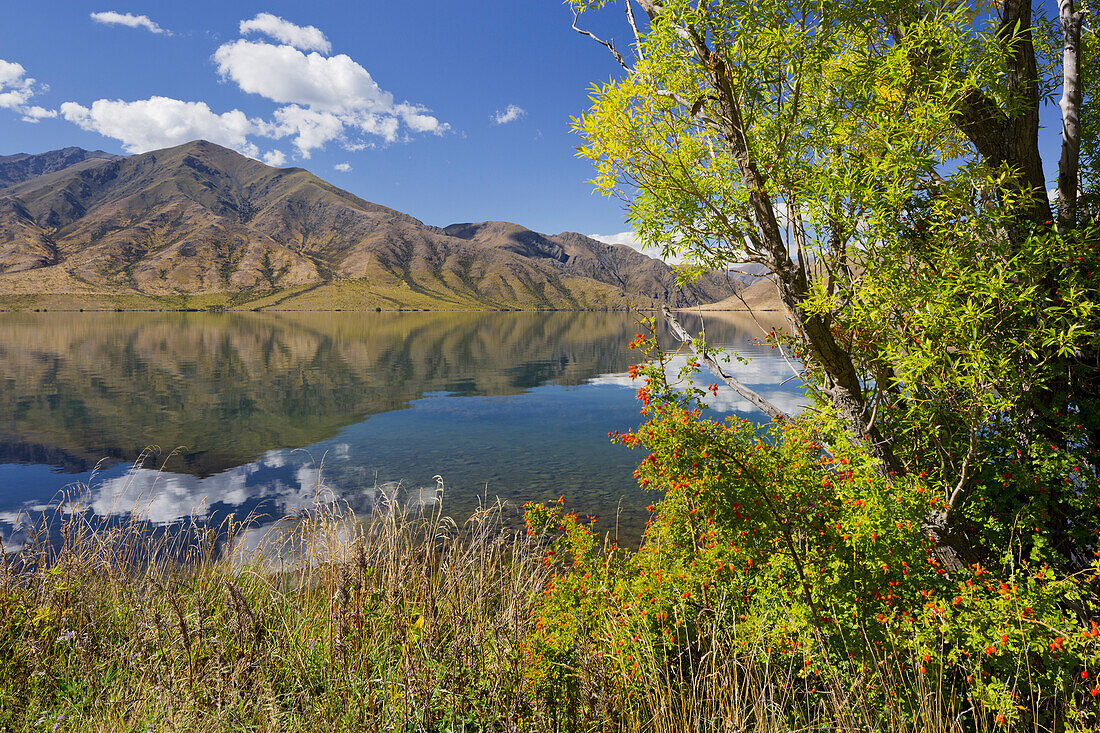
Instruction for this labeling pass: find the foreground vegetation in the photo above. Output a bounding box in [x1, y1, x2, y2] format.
[1, 500, 546, 732]
[1, 469, 1097, 732]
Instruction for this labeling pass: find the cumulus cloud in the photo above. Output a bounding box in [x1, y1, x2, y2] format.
[263, 149, 288, 166]
[239, 12, 331, 53]
[334, 162, 351, 172]
[21, 105, 56, 121]
[55, 17, 447, 160]
[0, 59, 56, 123]
[59, 96, 264, 155]
[213, 34, 448, 154]
[214, 41, 386, 112]
[396, 102, 448, 134]
[588, 231, 682, 264]
[270, 104, 347, 156]
[90, 11, 169, 34]
[491, 104, 525, 125]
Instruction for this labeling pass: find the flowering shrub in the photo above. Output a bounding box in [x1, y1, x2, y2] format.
[525, 323, 1100, 728]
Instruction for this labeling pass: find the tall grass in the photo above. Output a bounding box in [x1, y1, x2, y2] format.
[0, 489, 547, 732]
[0, 492, 1088, 731]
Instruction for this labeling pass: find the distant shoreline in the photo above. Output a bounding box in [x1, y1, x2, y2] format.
[0, 294, 771, 313]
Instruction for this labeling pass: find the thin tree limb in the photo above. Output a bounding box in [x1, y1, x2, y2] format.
[626, 0, 645, 61]
[662, 305, 791, 420]
[573, 8, 628, 70]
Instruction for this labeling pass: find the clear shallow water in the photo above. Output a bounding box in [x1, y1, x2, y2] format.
[0, 310, 803, 548]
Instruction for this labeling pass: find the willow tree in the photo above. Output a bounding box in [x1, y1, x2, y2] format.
[573, 0, 1099, 573]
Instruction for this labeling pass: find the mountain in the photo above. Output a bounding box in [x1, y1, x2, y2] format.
[690, 275, 782, 311]
[0, 147, 121, 188]
[0, 141, 736, 310]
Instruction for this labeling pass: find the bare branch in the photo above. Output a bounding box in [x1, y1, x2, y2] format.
[626, 0, 645, 62]
[634, 0, 664, 20]
[662, 305, 791, 421]
[947, 428, 978, 508]
[573, 8, 628, 71]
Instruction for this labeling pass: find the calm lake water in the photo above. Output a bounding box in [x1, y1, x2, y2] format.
[0, 310, 803, 549]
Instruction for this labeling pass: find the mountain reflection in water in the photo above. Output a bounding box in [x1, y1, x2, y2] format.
[0, 310, 803, 549]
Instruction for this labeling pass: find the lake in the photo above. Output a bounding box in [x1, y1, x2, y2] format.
[0, 310, 803, 550]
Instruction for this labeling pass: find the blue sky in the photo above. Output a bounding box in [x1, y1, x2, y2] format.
[0, 1, 637, 240]
[0, 1, 1071, 247]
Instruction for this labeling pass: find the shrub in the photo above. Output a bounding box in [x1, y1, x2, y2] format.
[525, 325, 1100, 730]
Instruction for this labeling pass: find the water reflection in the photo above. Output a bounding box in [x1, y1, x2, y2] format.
[0, 310, 802, 548]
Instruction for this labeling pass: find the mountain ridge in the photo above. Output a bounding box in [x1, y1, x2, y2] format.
[0, 147, 121, 189]
[0, 140, 737, 310]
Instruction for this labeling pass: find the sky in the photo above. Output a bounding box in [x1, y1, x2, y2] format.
[0, 1, 1072, 251]
[0, 1, 638, 243]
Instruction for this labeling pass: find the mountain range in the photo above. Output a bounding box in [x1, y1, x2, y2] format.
[0, 140, 740, 310]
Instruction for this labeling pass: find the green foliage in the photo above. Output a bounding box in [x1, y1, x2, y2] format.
[572, 0, 1100, 566]
[574, 0, 1019, 271]
[1079, 13, 1100, 215]
[525, 331, 1100, 726]
[837, 217, 1100, 569]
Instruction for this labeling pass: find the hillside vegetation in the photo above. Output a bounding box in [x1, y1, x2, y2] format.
[0, 141, 736, 311]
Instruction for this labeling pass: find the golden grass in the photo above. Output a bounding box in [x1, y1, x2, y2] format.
[0, 491, 1084, 732]
[1, 491, 549, 732]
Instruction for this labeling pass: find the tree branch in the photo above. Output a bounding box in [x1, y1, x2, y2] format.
[662, 305, 791, 421]
[573, 8, 628, 71]
[626, 0, 645, 61]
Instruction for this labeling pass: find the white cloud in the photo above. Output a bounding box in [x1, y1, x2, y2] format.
[60, 96, 264, 155]
[263, 149, 288, 166]
[396, 102, 448, 134]
[589, 231, 683, 264]
[54, 19, 448, 160]
[239, 13, 331, 54]
[90, 11, 169, 35]
[353, 113, 400, 142]
[0, 61, 32, 102]
[213, 36, 448, 153]
[214, 40, 393, 113]
[334, 162, 351, 172]
[271, 104, 348, 156]
[492, 104, 525, 125]
[21, 105, 56, 121]
[0, 59, 56, 123]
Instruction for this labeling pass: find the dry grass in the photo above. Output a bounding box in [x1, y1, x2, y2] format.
[0, 491, 1086, 732]
[0, 489, 548, 732]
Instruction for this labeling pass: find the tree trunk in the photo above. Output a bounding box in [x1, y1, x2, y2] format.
[1059, 0, 1083, 228]
[695, 47, 903, 476]
[895, 0, 1051, 231]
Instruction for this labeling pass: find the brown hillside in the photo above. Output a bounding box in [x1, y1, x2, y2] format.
[0, 147, 120, 188]
[0, 141, 737, 310]
[690, 275, 783, 311]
